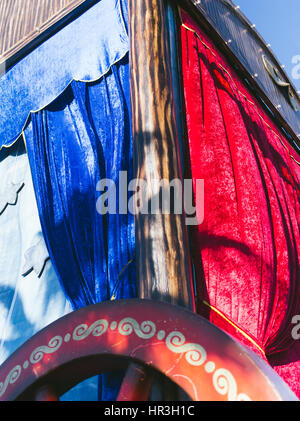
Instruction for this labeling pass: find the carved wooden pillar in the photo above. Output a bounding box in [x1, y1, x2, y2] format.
[117, 0, 195, 401]
[128, 0, 195, 311]
[117, 363, 155, 401]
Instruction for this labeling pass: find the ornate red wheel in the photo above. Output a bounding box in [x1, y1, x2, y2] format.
[0, 299, 296, 401]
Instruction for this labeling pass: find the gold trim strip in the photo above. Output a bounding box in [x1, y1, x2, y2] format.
[202, 300, 266, 356]
[111, 258, 134, 301]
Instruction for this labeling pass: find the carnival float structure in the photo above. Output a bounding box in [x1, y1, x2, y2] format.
[0, 0, 299, 401]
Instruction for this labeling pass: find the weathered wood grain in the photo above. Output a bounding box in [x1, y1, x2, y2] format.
[128, 0, 195, 310]
[0, 0, 88, 66]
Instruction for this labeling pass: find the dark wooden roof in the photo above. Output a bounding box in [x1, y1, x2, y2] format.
[0, 0, 92, 68]
[185, 0, 300, 151]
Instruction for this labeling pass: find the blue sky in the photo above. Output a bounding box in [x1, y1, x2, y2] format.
[236, 0, 300, 92]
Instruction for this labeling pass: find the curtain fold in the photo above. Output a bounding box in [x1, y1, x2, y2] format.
[24, 54, 136, 309]
[180, 10, 300, 396]
[24, 54, 136, 399]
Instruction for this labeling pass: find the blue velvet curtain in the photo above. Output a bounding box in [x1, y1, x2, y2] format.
[0, 0, 129, 148]
[23, 54, 136, 400]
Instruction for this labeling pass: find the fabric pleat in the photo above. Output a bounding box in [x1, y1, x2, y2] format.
[24, 54, 136, 309]
[180, 10, 300, 397]
[24, 54, 136, 400]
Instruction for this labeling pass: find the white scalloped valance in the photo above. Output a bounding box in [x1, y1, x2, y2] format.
[0, 0, 128, 149]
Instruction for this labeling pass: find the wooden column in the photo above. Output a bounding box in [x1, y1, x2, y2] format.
[118, 0, 195, 400]
[117, 363, 155, 401]
[128, 0, 195, 311]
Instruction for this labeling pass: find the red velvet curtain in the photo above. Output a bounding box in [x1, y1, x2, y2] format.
[180, 10, 300, 397]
